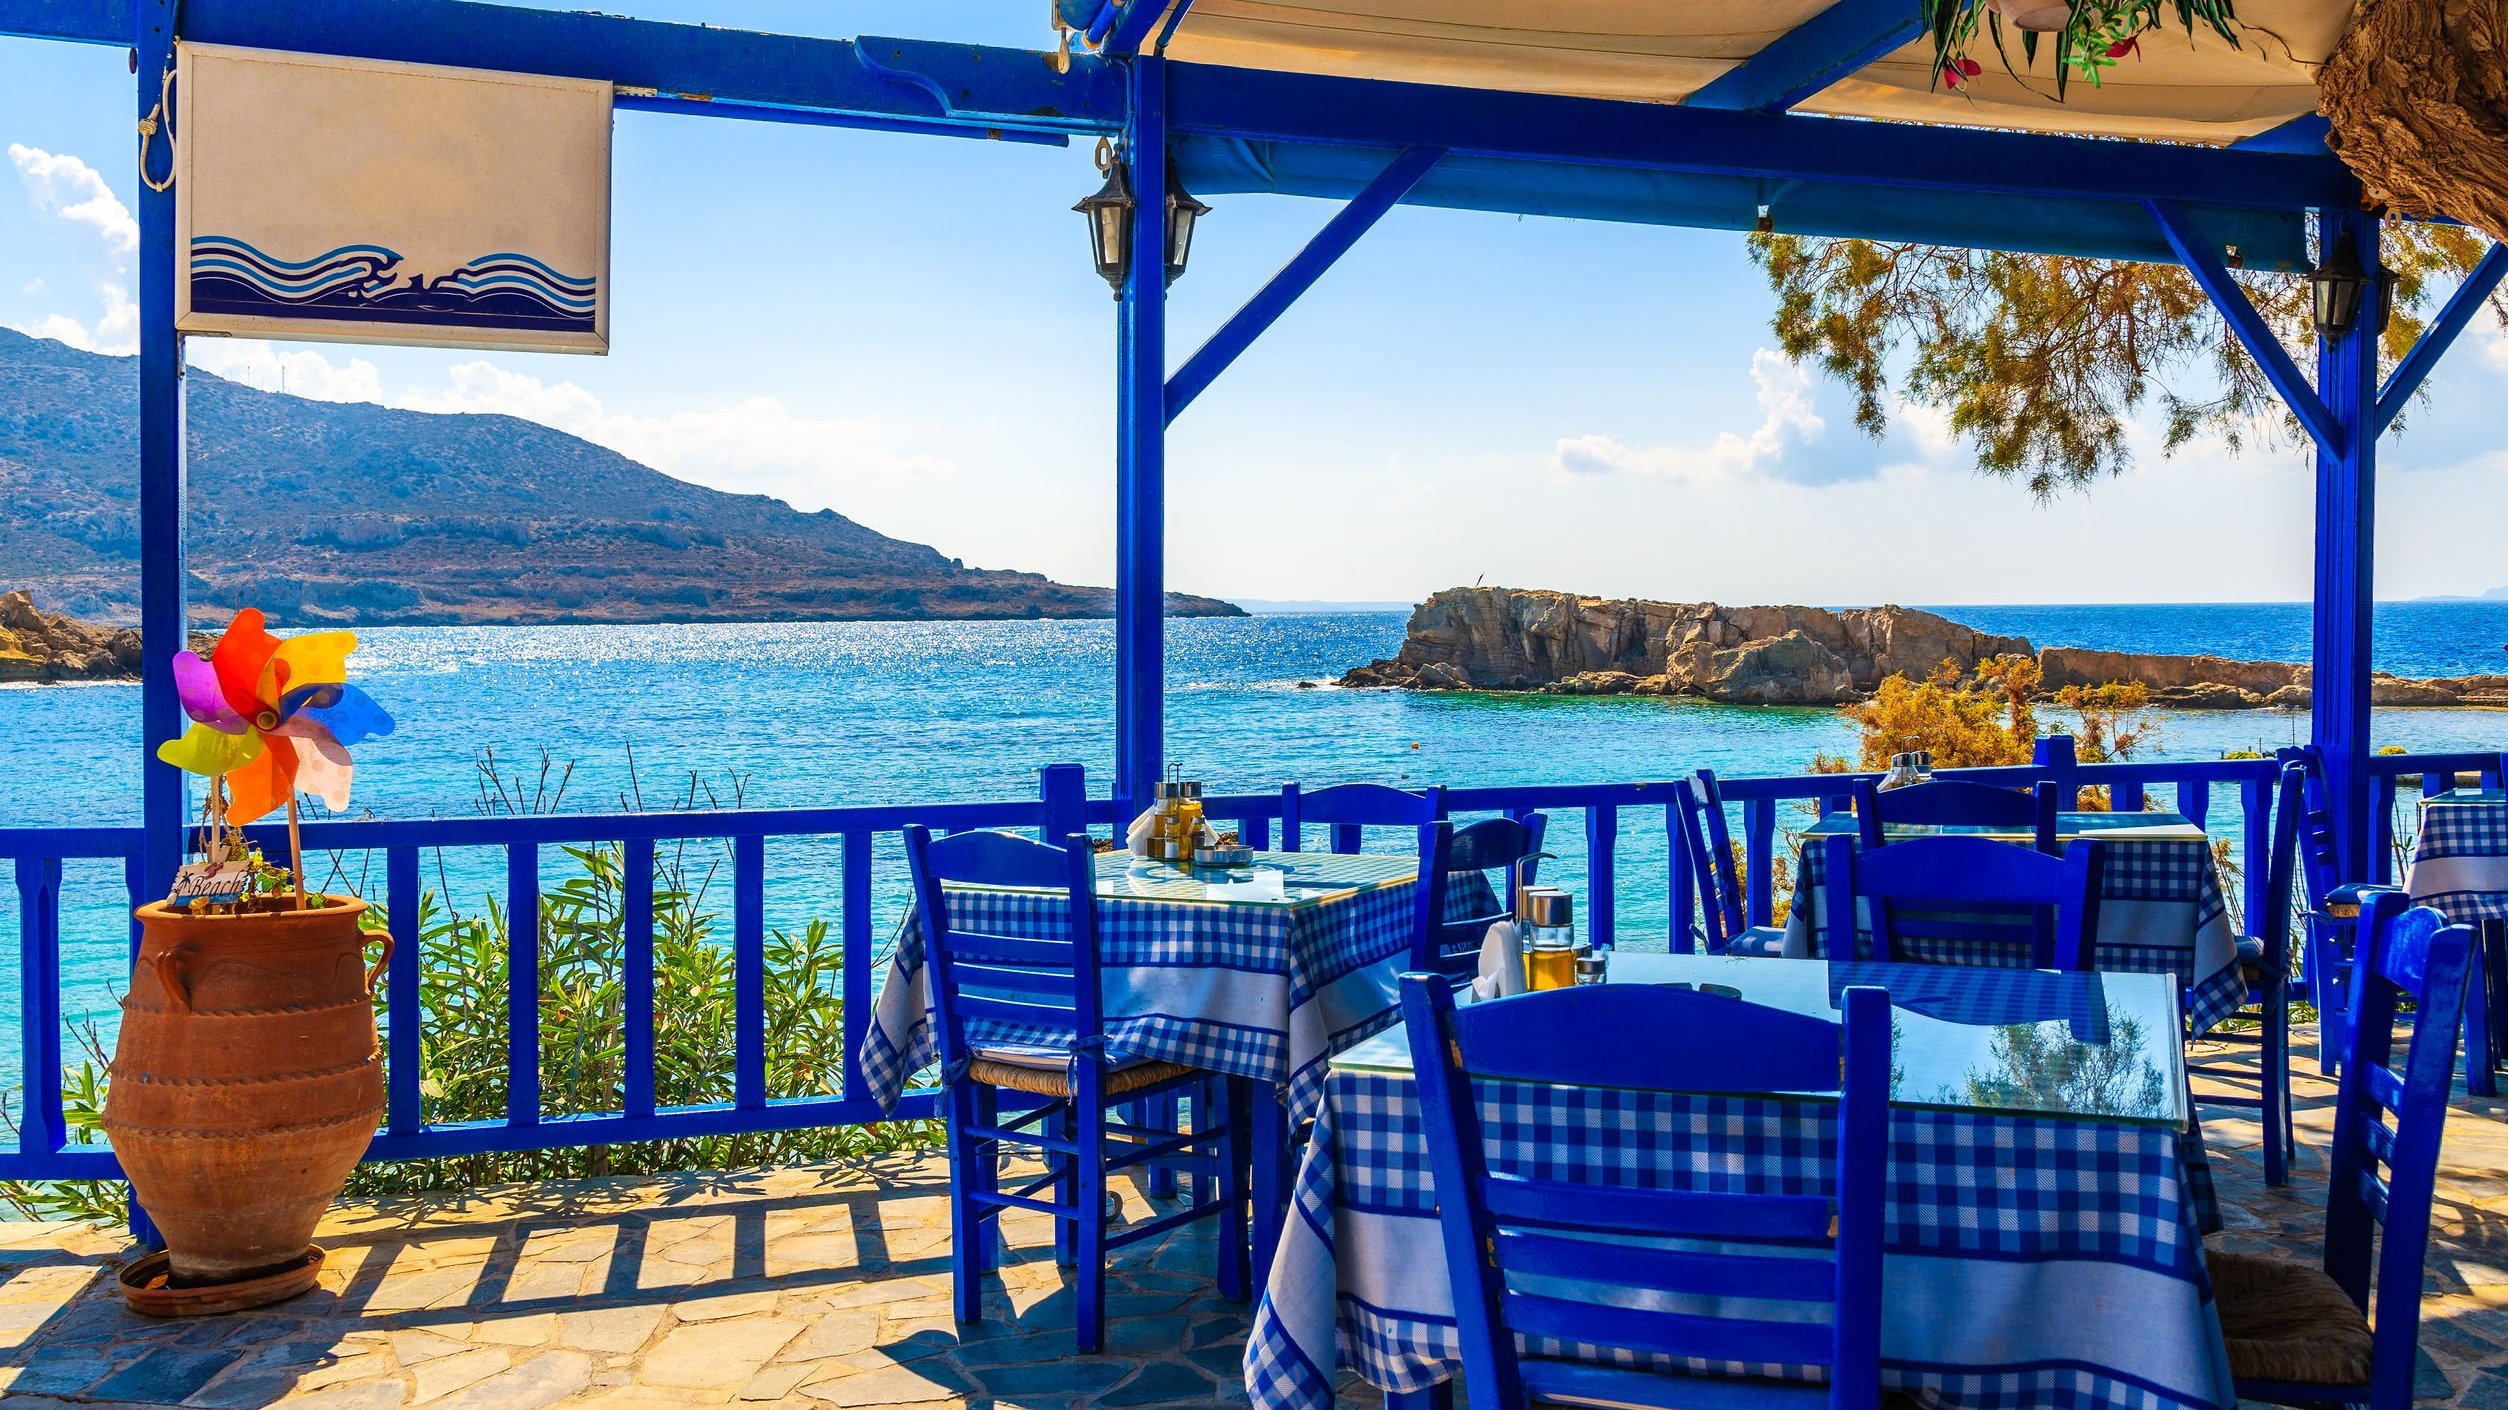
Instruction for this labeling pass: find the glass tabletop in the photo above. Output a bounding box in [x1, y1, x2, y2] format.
[1333, 952, 2187, 1129]
[1801, 809, 2206, 844]
[2425, 788, 2505, 809]
[948, 849, 1420, 909]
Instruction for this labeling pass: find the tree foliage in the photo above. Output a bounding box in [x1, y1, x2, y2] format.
[1750, 222, 2504, 498]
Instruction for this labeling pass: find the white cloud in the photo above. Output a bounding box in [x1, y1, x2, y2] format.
[8, 144, 136, 260]
[14, 280, 136, 355]
[1550, 349, 1871, 485]
[188, 339, 389, 402]
[393, 360, 952, 507]
[175, 349, 951, 511]
[8, 145, 140, 353]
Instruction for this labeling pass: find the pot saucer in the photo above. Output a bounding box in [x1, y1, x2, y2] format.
[118, 1244, 324, 1317]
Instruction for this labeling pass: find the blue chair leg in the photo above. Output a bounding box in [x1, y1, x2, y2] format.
[1249, 1086, 1291, 1291]
[1217, 1076, 1251, 1303]
[969, 1085, 1000, 1274]
[2262, 975, 2289, 1187]
[1050, 1102, 1078, 1266]
[1075, 1082, 1110, 1353]
[1145, 1094, 1181, 1197]
[943, 1082, 985, 1325]
[2464, 924, 2499, 1099]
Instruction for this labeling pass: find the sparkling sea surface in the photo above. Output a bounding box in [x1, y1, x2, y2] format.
[3, 604, 2505, 1058]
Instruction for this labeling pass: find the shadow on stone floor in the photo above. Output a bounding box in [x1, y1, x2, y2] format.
[3, 1030, 2505, 1408]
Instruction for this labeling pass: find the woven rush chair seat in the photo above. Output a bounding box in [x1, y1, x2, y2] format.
[967, 1056, 1199, 1099]
[2209, 1250, 2375, 1388]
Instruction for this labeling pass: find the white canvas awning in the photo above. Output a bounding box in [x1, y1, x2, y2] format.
[1082, 0, 2348, 144]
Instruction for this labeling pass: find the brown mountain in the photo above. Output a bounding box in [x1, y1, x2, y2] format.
[0, 328, 1241, 626]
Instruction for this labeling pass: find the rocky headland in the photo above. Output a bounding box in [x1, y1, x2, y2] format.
[1339, 587, 2508, 710]
[0, 589, 145, 683]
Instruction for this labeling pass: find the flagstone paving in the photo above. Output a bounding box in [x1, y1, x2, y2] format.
[1, 1031, 2505, 1409]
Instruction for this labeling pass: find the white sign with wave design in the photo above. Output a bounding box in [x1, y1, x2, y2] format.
[176, 44, 611, 355]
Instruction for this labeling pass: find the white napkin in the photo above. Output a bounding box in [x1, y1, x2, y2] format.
[1471, 920, 1527, 1002]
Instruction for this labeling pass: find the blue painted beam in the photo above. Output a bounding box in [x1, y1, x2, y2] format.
[1114, 56, 1170, 821]
[1686, 0, 1923, 112]
[0, 0, 121, 42]
[612, 93, 1068, 146]
[1167, 63, 2356, 213]
[2147, 199, 2341, 450]
[160, 0, 1124, 134]
[1166, 146, 1445, 424]
[2232, 113, 2330, 155]
[136, 0, 185, 909]
[2375, 241, 2508, 437]
[2312, 209, 2383, 878]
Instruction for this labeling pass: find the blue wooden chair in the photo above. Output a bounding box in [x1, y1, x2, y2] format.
[1402, 975, 1891, 1410]
[1279, 781, 1445, 853]
[2186, 760, 2304, 1185]
[1411, 815, 1547, 986]
[1821, 832, 2103, 970]
[2208, 890, 2475, 1410]
[1851, 776, 2060, 851]
[1671, 776, 1786, 956]
[903, 826, 1250, 1352]
[1675, 771, 1786, 956]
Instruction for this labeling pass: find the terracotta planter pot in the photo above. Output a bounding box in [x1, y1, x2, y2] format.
[105, 898, 387, 1288]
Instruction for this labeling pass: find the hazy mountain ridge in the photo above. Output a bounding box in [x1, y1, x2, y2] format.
[0, 328, 1241, 625]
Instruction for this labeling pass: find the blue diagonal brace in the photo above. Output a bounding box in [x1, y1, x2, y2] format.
[1165, 146, 1445, 425]
[1104, 0, 1176, 55]
[2147, 199, 2340, 451]
[1686, 0, 1923, 112]
[2374, 241, 2508, 437]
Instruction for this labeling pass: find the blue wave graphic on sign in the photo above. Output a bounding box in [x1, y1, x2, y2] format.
[189, 237, 597, 334]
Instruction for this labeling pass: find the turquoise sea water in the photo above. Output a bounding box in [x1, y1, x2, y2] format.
[4, 604, 2506, 1063]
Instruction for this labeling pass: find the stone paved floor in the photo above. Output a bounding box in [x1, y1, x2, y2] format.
[1, 1033, 2504, 1410]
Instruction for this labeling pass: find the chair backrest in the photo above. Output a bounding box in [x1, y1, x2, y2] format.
[2277, 746, 2349, 905]
[1412, 815, 1547, 982]
[2324, 891, 2475, 1406]
[902, 826, 1102, 1075]
[1670, 778, 1746, 951]
[1404, 975, 1889, 1410]
[1853, 777, 2060, 852]
[1682, 770, 1751, 947]
[2251, 760, 2306, 967]
[1823, 833, 2103, 969]
[1280, 782, 1446, 854]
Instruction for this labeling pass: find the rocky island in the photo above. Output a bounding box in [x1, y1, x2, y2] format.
[1341, 587, 2508, 710]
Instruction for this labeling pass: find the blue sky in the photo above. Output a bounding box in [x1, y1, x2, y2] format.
[4, 1, 2505, 606]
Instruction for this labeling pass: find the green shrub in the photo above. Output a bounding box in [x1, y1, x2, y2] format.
[2, 838, 939, 1229]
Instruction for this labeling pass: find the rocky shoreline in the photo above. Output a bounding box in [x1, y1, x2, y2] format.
[1339, 587, 2508, 710]
[0, 590, 145, 683]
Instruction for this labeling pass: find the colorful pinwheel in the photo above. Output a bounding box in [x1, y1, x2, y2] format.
[156, 608, 395, 825]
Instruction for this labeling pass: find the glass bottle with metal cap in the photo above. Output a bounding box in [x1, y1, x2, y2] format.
[1518, 887, 1578, 991]
[1149, 770, 1204, 863]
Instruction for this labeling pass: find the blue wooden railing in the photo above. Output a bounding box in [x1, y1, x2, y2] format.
[0, 749, 2492, 1185]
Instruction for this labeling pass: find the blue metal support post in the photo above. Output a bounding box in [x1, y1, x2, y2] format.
[2312, 208, 2382, 879]
[131, 0, 181, 1252]
[1114, 56, 1169, 821]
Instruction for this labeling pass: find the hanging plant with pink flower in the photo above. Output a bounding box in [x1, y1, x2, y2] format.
[1922, 0, 2241, 98]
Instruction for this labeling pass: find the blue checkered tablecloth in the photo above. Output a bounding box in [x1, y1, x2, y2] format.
[2409, 791, 2508, 925]
[1249, 1067, 2235, 1410]
[860, 857, 1493, 1122]
[1780, 828, 2246, 1036]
